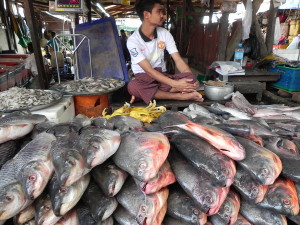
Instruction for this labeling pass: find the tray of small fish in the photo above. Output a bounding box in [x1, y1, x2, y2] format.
[51, 77, 125, 96]
[0, 87, 63, 112]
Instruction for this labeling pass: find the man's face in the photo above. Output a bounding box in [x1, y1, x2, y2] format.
[148, 3, 165, 26]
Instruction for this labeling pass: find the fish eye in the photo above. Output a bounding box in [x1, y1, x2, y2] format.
[261, 168, 269, 176]
[43, 205, 51, 211]
[5, 195, 13, 202]
[67, 160, 75, 166]
[205, 195, 213, 204]
[140, 205, 147, 213]
[60, 188, 67, 193]
[283, 199, 291, 205]
[91, 145, 99, 150]
[277, 139, 283, 147]
[193, 209, 199, 215]
[29, 175, 36, 181]
[138, 161, 148, 170]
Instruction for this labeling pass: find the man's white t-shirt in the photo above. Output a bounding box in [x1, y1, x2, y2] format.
[127, 27, 178, 74]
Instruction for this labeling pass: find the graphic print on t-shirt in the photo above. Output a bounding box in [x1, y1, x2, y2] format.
[130, 48, 138, 57]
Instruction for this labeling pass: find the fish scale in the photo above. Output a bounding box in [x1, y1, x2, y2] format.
[12, 133, 56, 168]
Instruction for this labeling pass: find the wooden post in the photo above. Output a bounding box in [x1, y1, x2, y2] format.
[209, 0, 214, 24]
[24, 0, 47, 89]
[5, 0, 18, 51]
[217, 12, 229, 60]
[265, 0, 277, 54]
[0, 0, 13, 50]
[86, 0, 92, 23]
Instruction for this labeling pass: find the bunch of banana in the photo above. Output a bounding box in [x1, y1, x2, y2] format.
[102, 100, 166, 123]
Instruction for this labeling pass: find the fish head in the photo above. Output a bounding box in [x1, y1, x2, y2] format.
[212, 154, 236, 187]
[35, 195, 57, 225]
[226, 138, 246, 161]
[279, 138, 299, 157]
[53, 184, 80, 217]
[268, 180, 299, 216]
[19, 161, 52, 200]
[135, 156, 156, 182]
[190, 208, 207, 225]
[252, 157, 277, 185]
[0, 183, 29, 220]
[56, 150, 86, 187]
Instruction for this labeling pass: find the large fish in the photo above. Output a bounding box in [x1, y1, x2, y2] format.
[35, 194, 62, 225]
[113, 131, 170, 182]
[210, 103, 252, 120]
[116, 178, 168, 225]
[14, 132, 56, 200]
[13, 204, 35, 225]
[233, 164, 268, 203]
[113, 206, 139, 225]
[163, 216, 190, 225]
[225, 120, 276, 137]
[92, 117, 114, 130]
[171, 122, 245, 161]
[31, 121, 56, 139]
[0, 160, 32, 221]
[48, 174, 90, 216]
[264, 137, 300, 159]
[173, 137, 236, 187]
[50, 134, 87, 187]
[232, 214, 252, 225]
[79, 127, 121, 169]
[236, 137, 282, 185]
[0, 114, 46, 144]
[214, 124, 252, 138]
[209, 190, 240, 225]
[167, 187, 207, 225]
[47, 122, 82, 137]
[156, 111, 191, 128]
[229, 91, 257, 115]
[76, 204, 99, 225]
[92, 161, 128, 197]
[0, 141, 17, 169]
[81, 180, 118, 222]
[107, 115, 143, 134]
[168, 150, 229, 216]
[258, 178, 299, 216]
[281, 158, 300, 182]
[240, 199, 287, 225]
[133, 160, 176, 194]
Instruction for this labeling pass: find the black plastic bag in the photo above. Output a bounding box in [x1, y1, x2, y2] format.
[243, 34, 260, 60]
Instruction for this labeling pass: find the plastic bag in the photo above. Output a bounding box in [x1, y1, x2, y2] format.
[273, 17, 281, 45]
[242, 0, 252, 40]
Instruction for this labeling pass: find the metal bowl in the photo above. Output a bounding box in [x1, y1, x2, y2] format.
[204, 83, 234, 101]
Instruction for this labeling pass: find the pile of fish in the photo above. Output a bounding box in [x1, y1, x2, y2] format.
[0, 87, 61, 111]
[52, 77, 124, 94]
[2, 91, 300, 225]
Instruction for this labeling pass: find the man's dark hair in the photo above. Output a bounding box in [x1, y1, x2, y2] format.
[120, 29, 125, 33]
[51, 31, 56, 37]
[27, 42, 34, 53]
[135, 0, 162, 21]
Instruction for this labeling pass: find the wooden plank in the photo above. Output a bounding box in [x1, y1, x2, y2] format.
[24, 0, 47, 89]
[263, 90, 300, 107]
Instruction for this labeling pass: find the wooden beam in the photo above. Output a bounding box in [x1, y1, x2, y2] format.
[226, 22, 242, 60]
[217, 12, 229, 60]
[265, 0, 277, 55]
[24, 0, 47, 89]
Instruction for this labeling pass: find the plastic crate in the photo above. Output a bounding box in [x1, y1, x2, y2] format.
[269, 66, 300, 92]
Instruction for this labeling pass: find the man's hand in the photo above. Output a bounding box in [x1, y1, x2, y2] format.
[172, 78, 199, 92]
[130, 95, 136, 104]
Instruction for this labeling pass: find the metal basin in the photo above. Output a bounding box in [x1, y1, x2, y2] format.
[204, 83, 234, 101]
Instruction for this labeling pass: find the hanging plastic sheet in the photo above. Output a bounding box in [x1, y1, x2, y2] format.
[242, 0, 252, 40]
